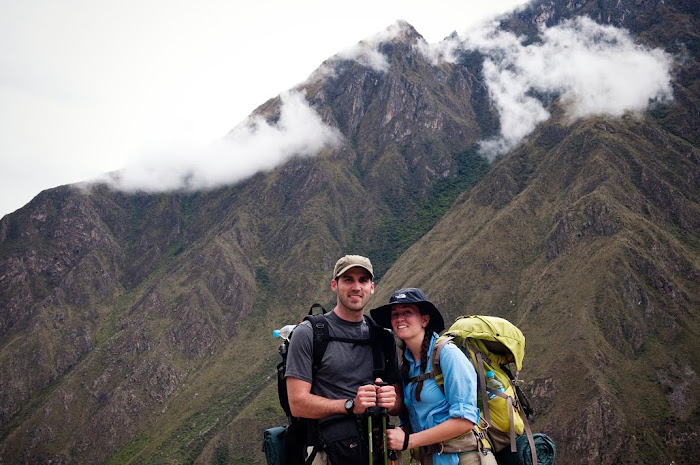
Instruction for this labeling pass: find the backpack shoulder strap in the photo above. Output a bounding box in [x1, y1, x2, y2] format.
[465, 341, 492, 426]
[366, 315, 394, 380]
[305, 313, 329, 377]
[500, 364, 533, 419]
[304, 309, 329, 377]
[430, 335, 453, 392]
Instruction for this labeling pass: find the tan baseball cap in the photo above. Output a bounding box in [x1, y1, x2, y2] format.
[333, 255, 374, 279]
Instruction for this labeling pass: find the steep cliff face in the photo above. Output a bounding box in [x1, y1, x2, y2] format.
[308, 24, 485, 155]
[0, 187, 121, 428]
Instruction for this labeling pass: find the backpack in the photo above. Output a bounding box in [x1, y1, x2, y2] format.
[265, 303, 395, 465]
[429, 315, 538, 465]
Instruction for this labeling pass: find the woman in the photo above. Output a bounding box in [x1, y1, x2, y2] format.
[370, 288, 497, 465]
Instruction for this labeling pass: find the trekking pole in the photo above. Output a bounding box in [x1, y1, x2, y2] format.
[367, 407, 376, 465]
[388, 448, 398, 465]
[366, 405, 385, 465]
[384, 416, 401, 465]
[375, 381, 390, 465]
[382, 412, 388, 465]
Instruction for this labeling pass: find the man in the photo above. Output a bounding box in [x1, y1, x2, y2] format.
[285, 255, 402, 464]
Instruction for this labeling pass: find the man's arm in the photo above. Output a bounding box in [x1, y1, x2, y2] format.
[287, 377, 382, 419]
[287, 377, 346, 419]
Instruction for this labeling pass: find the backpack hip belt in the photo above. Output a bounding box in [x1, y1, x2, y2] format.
[409, 428, 492, 465]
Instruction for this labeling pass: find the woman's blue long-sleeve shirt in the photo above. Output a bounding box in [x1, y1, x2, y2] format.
[403, 332, 480, 465]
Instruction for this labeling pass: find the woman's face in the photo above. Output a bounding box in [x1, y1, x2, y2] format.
[390, 303, 429, 340]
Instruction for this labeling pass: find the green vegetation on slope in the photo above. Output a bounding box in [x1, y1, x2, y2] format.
[370, 146, 490, 278]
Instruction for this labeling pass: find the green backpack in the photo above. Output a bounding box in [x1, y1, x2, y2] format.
[430, 315, 538, 464]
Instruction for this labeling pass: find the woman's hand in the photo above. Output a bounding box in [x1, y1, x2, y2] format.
[386, 426, 408, 451]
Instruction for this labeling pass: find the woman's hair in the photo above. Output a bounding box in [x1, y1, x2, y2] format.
[399, 307, 437, 401]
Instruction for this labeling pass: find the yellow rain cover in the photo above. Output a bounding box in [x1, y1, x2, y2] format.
[446, 315, 525, 371]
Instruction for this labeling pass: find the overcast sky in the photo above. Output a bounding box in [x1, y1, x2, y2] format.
[1, 0, 674, 219]
[0, 0, 531, 218]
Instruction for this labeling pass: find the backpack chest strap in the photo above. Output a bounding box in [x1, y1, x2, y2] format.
[306, 314, 389, 380]
[407, 336, 453, 386]
[407, 372, 435, 384]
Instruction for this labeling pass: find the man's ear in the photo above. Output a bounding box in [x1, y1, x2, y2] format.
[331, 278, 338, 293]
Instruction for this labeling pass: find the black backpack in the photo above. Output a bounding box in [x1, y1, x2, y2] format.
[272, 304, 395, 465]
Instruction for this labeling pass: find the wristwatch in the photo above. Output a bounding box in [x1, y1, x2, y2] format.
[344, 399, 354, 415]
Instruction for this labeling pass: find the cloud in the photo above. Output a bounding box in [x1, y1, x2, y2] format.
[95, 17, 676, 192]
[461, 17, 674, 159]
[337, 45, 391, 74]
[307, 24, 400, 83]
[95, 90, 341, 192]
[413, 34, 461, 65]
[308, 19, 437, 83]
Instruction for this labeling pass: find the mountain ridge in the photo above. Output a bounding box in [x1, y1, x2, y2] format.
[1, 0, 698, 463]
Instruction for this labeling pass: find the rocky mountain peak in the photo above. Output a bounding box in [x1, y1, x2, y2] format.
[386, 19, 424, 43]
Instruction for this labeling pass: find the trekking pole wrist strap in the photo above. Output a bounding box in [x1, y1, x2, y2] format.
[403, 433, 410, 451]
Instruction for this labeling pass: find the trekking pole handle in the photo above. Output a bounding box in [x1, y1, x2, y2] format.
[375, 381, 389, 415]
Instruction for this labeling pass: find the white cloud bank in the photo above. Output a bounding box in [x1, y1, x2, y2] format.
[95, 91, 341, 192]
[98, 17, 676, 192]
[0, 3, 676, 216]
[458, 17, 674, 158]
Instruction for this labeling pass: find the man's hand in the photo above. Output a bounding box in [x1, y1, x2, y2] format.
[375, 378, 397, 410]
[353, 378, 399, 414]
[354, 383, 379, 413]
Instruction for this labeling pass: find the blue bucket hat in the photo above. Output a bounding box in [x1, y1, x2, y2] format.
[370, 287, 444, 333]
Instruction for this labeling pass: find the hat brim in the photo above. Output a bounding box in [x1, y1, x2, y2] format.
[370, 301, 444, 333]
[335, 264, 373, 279]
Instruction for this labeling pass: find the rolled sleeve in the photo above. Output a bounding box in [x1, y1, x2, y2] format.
[441, 343, 480, 424]
[448, 401, 481, 424]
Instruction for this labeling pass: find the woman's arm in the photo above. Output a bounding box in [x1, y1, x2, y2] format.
[386, 418, 474, 451]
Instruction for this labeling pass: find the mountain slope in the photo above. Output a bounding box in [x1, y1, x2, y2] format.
[367, 2, 699, 462]
[373, 108, 699, 463]
[0, 1, 698, 464]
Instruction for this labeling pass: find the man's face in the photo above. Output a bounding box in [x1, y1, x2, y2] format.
[332, 267, 375, 313]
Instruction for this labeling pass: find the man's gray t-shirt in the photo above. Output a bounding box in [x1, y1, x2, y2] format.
[285, 311, 398, 401]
